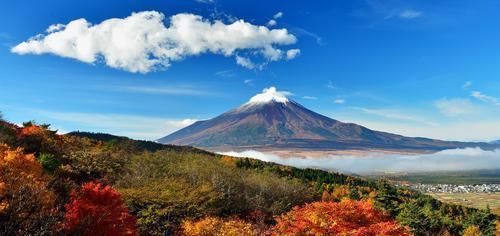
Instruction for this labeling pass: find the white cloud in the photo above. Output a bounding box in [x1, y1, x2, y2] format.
[434, 98, 477, 116]
[286, 49, 300, 60]
[221, 148, 500, 174]
[46, 24, 65, 33]
[471, 91, 500, 106]
[247, 86, 291, 104]
[273, 12, 284, 19]
[462, 81, 472, 89]
[399, 10, 422, 19]
[267, 12, 284, 27]
[334, 99, 345, 104]
[236, 55, 257, 69]
[262, 46, 283, 61]
[302, 96, 317, 100]
[267, 19, 277, 27]
[12, 11, 299, 73]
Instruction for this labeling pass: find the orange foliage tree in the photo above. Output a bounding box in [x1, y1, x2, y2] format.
[0, 144, 56, 234]
[63, 181, 137, 236]
[182, 216, 256, 236]
[16, 122, 61, 156]
[273, 199, 411, 236]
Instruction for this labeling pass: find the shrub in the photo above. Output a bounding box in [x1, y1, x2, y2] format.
[63, 181, 137, 236]
[273, 199, 411, 236]
[182, 216, 256, 236]
[0, 144, 57, 235]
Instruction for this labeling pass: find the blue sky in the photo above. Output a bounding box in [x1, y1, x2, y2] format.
[1, 0, 500, 141]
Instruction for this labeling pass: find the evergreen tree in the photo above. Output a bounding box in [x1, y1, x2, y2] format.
[375, 180, 400, 216]
[396, 202, 432, 236]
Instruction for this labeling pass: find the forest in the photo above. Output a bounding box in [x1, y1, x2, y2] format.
[0, 114, 497, 236]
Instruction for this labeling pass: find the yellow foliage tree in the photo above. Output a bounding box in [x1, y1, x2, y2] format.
[182, 216, 256, 236]
[462, 225, 482, 236]
[322, 185, 351, 202]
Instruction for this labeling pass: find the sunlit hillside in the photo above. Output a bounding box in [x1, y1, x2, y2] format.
[0, 116, 497, 235]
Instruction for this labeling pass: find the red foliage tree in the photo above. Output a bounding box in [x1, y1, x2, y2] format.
[63, 181, 137, 236]
[273, 199, 411, 236]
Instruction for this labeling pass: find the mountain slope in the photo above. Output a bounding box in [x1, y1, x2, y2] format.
[158, 87, 495, 151]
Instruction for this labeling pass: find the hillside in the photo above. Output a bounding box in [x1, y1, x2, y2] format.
[159, 87, 496, 152]
[0, 118, 497, 235]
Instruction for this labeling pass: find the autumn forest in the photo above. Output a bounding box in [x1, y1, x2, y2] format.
[0, 113, 497, 236]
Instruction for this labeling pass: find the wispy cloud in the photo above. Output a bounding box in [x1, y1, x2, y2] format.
[334, 99, 345, 104]
[434, 98, 477, 116]
[471, 91, 500, 106]
[336, 117, 500, 142]
[462, 81, 472, 89]
[291, 27, 324, 46]
[302, 96, 318, 100]
[113, 85, 215, 96]
[352, 107, 437, 126]
[194, 0, 215, 4]
[398, 10, 422, 19]
[365, 0, 423, 20]
[39, 110, 197, 140]
[244, 79, 255, 86]
[215, 69, 236, 78]
[326, 80, 340, 90]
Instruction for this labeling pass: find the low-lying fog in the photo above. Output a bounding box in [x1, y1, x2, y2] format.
[220, 148, 500, 174]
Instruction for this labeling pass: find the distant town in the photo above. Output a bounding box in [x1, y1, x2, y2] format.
[407, 183, 500, 193]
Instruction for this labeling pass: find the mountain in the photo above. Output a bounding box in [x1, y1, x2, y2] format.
[491, 140, 500, 144]
[158, 87, 496, 152]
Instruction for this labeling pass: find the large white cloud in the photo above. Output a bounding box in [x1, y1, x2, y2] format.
[11, 11, 299, 73]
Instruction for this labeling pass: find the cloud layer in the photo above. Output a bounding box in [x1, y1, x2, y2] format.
[11, 11, 300, 73]
[221, 148, 500, 174]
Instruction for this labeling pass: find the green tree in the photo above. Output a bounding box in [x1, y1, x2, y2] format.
[464, 206, 496, 236]
[38, 153, 61, 172]
[396, 202, 431, 236]
[375, 180, 400, 216]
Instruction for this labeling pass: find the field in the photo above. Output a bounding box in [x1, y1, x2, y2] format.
[429, 192, 500, 235]
[429, 193, 500, 216]
[370, 169, 500, 184]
